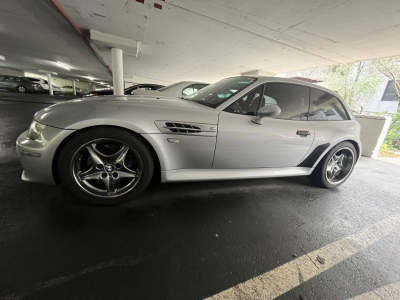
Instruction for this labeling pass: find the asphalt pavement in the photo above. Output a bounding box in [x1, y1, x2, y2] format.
[0, 94, 399, 300]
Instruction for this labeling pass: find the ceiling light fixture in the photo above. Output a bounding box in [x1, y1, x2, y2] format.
[0, 55, 5, 60]
[55, 62, 71, 70]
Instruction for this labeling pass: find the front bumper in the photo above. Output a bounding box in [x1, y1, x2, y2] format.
[16, 126, 75, 185]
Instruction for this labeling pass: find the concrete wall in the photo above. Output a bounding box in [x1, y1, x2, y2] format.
[355, 115, 392, 158]
[0, 67, 24, 76]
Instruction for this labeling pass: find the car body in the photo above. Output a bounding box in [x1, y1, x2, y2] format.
[0, 75, 43, 93]
[23, 77, 49, 90]
[16, 76, 361, 205]
[131, 81, 209, 97]
[82, 83, 165, 97]
[22, 77, 62, 94]
[61, 85, 83, 94]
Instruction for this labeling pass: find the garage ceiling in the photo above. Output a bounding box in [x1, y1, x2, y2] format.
[1, 0, 400, 84]
[57, 0, 400, 83]
[0, 0, 112, 83]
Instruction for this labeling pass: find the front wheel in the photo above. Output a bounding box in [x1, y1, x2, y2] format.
[58, 128, 154, 205]
[309, 142, 357, 188]
[16, 85, 27, 93]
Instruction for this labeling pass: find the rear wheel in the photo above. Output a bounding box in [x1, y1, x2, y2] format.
[309, 142, 356, 188]
[16, 85, 27, 93]
[58, 128, 154, 205]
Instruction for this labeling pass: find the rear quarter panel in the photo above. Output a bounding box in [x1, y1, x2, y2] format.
[303, 120, 361, 167]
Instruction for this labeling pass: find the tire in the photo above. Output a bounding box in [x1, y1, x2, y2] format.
[58, 127, 154, 205]
[16, 85, 27, 93]
[309, 141, 357, 189]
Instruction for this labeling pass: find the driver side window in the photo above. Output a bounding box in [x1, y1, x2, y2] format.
[224, 85, 264, 116]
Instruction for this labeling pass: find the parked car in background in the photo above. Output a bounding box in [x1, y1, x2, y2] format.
[16, 76, 361, 205]
[132, 81, 209, 97]
[61, 86, 83, 94]
[83, 83, 165, 97]
[22, 77, 62, 94]
[0, 76, 43, 93]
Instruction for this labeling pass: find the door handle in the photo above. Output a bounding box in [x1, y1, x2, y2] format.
[297, 130, 310, 136]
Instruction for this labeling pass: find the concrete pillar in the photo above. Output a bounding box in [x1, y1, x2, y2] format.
[46, 73, 53, 96]
[72, 80, 77, 96]
[111, 48, 124, 95]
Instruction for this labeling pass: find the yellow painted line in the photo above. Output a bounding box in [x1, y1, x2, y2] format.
[349, 281, 400, 300]
[206, 214, 400, 300]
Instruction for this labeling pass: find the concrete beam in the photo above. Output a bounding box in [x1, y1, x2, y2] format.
[90, 30, 141, 57]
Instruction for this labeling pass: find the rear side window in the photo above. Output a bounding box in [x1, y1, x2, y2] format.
[182, 85, 195, 96]
[193, 84, 208, 92]
[309, 89, 349, 121]
[262, 83, 309, 120]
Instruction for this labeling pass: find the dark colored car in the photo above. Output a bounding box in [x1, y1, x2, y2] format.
[82, 83, 165, 97]
[0, 75, 43, 93]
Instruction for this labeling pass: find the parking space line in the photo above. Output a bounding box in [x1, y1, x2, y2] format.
[205, 214, 400, 300]
[349, 281, 400, 300]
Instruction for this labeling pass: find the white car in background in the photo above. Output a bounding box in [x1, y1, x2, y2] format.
[131, 81, 209, 97]
[61, 86, 84, 94]
[23, 77, 62, 94]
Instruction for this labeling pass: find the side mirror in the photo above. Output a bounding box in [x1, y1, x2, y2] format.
[252, 105, 281, 125]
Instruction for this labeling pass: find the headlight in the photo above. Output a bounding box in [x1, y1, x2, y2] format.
[27, 121, 46, 140]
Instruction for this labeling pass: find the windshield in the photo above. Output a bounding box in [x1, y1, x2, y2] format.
[184, 77, 257, 108]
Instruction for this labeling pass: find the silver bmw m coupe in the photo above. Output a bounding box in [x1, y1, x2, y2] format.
[17, 76, 361, 205]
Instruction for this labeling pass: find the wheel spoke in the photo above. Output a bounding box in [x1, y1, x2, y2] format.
[87, 145, 105, 165]
[103, 175, 117, 194]
[113, 146, 129, 165]
[336, 153, 345, 167]
[79, 169, 104, 181]
[118, 170, 138, 179]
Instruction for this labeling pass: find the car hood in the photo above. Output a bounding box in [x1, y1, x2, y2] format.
[34, 95, 218, 132]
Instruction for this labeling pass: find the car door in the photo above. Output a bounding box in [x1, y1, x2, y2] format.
[2, 76, 16, 90]
[212, 83, 315, 169]
[0, 76, 6, 89]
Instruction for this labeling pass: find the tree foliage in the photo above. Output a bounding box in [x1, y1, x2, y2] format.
[372, 56, 400, 150]
[318, 61, 382, 111]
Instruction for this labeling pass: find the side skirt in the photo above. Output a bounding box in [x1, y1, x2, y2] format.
[161, 167, 314, 182]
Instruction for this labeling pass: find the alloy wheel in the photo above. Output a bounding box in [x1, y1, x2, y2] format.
[325, 147, 355, 185]
[70, 138, 143, 198]
[18, 86, 26, 93]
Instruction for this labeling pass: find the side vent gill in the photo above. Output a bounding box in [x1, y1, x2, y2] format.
[164, 122, 202, 133]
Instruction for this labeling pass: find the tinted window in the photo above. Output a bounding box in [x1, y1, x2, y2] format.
[309, 89, 349, 121]
[182, 85, 195, 96]
[185, 77, 257, 108]
[225, 85, 264, 116]
[261, 83, 309, 120]
[193, 84, 208, 92]
[381, 81, 399, 102]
